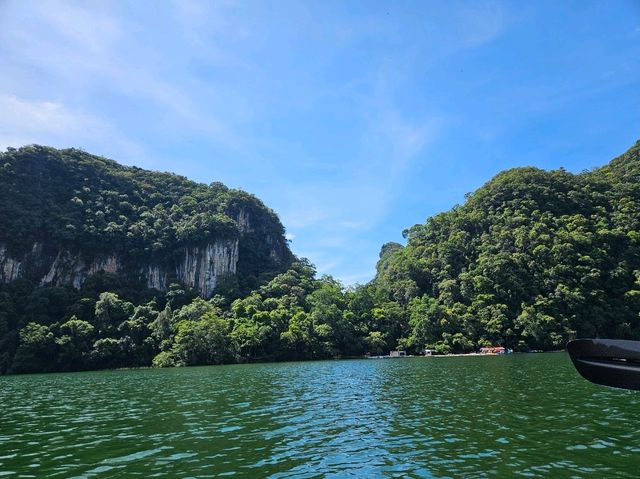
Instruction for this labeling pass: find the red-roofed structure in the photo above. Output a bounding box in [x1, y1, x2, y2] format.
[480, 346, 506, 354]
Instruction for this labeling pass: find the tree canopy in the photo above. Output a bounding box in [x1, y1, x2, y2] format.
[1, 141, 639, 373]
[0, 145, 292, 294]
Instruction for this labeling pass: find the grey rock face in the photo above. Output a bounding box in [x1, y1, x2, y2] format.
[176, 240, 239, 298]
[0, 239, 240, 298]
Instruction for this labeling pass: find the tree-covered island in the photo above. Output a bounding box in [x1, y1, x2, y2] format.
[0, 141, 639, 373]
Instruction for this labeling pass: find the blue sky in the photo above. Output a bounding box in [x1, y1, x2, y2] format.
[0, 1, 638, 285]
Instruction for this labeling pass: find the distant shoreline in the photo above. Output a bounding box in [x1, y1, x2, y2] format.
[366, 350, 565, 359]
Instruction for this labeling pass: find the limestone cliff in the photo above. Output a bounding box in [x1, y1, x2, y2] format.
[0, 146, 293, 297]
[176, 240, 239, 297]
[0, 239, 241, 297]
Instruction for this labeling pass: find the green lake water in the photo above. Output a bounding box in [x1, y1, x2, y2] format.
[2, 353, 640, 478]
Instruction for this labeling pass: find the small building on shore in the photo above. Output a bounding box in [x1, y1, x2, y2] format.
[389, 350, 407, 357]
[480, 346, 506, 354]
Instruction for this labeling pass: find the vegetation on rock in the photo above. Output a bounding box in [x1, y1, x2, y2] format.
[1, 141, 639, 373]
[374, 140, 640, 353]
[0, 145, 292, 296]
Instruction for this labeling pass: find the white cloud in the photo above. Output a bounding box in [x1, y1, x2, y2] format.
[0, 95, 88, 137]
[0, 0, 483, 285]
[0, 94, 103, 148]
[0, 94, 144, 160]
[0, 0, 244, 152]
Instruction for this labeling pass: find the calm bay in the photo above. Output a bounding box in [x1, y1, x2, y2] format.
[2, 353, 640, 478]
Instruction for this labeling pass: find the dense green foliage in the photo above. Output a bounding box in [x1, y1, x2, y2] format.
[0, 261, 366, 373]
[373, 140, 640, 353]
[1, 141, 639, 374]
[0, 145, 291, 292]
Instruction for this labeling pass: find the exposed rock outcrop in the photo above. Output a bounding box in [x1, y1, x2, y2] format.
[235, 209, 253, 233]
[0, 239, 241, 298]
[40, 251, 120, 289]
[0, 146, 293, 297]
[176, 240, 239, 297]
[144, 265, 167, 292]
[0, 245, 22, 283]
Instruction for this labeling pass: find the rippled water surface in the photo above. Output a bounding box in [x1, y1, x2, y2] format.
[2, 354, 640, 478]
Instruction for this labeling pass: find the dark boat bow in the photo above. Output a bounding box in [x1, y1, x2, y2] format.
[567, 339, 640, 391]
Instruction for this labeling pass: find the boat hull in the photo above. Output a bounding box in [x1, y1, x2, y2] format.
[567, 338, 640, 391]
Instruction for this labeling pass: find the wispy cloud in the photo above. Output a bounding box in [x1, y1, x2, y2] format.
[453, 1, 510, 48]
[276, 62, 443, 279]
[4, 0, 629, 287]
[0, 1, 244, 152]
[0, 0, 452, 283]
[0, 94, 95, 143]
[0, 94, 143, 159]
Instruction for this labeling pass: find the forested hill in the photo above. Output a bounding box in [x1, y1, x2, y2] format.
[0, 145, 293, 297]
[0, 141, 639, 375]
[373, 140, 640, 353]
